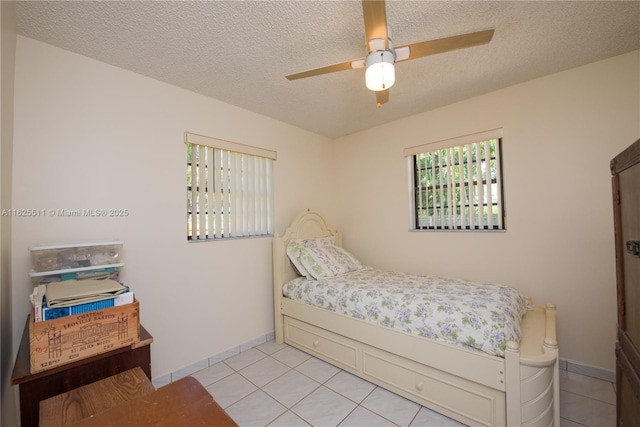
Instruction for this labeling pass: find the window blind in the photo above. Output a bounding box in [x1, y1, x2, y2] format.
[407, 129, 505, 230]
[185, 132, 276, 240]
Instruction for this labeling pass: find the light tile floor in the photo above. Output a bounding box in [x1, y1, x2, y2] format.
[190, 340, 616, 426]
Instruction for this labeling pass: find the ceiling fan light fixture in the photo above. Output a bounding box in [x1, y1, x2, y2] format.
[365, 50, 395, 91]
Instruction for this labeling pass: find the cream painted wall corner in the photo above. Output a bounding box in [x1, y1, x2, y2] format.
[329, 50, 640, 372]
[1, 1, 18, 426]
[10, 36, 335, 379]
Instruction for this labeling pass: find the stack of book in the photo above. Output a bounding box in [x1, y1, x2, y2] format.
[28, 240, 130, 322]
[30, 274, 134, 322]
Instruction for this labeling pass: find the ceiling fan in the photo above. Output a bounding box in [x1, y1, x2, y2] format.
[286, 0, 494, 108]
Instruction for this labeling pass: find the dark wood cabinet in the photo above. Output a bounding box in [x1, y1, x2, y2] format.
[611, 138, 640, 427]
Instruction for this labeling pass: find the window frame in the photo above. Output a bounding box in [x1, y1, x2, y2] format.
[406, 129, 506, 231]
[185, 132, 276, 241]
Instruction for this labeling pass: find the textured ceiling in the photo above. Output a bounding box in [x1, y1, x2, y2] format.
[14, 1, 640, 139]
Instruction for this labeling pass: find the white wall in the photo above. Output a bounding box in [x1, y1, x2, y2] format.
[11, 36, 335, 378]
[11, 33, 638, 378]
[1, 2, 17, 425]
[330, 50, 640, 372]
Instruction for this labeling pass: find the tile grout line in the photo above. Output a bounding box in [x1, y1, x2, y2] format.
[560, 387, 617, 406]
[197, 342, 617, 427]
[216, 347, 407, 426]
[559, 416, 589, 427]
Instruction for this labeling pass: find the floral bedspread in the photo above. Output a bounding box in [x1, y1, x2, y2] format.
[283, 268, 529, 357]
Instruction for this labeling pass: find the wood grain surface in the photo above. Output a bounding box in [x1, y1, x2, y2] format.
[39, 367, 154, 427]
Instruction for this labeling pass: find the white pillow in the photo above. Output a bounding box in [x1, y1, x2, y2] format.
[286, 237, 335, 278]
[298, 244, 362, 279]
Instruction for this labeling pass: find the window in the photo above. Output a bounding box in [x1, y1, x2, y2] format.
[186, 132, 276, 240]
[405, 129, 505, 231]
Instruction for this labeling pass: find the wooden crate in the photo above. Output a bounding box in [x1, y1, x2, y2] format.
[29, 300, 140, 374]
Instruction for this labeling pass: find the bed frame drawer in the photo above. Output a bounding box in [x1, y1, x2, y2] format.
[362, 348, 505, 427]
[274, 211, 560, 426]
[284, 316, 358, 371]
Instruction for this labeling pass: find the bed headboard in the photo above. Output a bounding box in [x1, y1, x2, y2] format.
[272, 210, 341, 342]
[273, 210, 341, 288]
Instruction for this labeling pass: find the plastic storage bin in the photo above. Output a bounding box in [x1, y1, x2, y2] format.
[29, 240, 124, 282]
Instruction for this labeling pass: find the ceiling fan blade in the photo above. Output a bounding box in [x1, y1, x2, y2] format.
[286, 59, 363, 81]
[362, 0, 389, 51]
[375, 89, 389, 108]
[396, 29, 495, 62]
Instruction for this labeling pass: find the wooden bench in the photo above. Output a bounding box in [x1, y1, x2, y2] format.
[39, 367, 155, 427]
[40, 366, 238, 426]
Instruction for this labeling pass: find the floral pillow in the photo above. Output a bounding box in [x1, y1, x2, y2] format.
[286, 237, 335, 278]
[298, 244, 362, 279]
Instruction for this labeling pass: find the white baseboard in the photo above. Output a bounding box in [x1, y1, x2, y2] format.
[560, 358, 615, 383]
[152, 330, 276, 388]
[156, 335, 617, 389]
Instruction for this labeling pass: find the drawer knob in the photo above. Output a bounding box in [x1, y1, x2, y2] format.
[312, 340, 319, 347]
[415, 381, 424, 391]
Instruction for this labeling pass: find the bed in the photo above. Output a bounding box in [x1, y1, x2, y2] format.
[273, 210, 560, 426]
